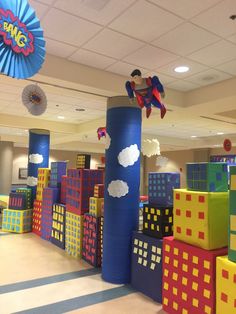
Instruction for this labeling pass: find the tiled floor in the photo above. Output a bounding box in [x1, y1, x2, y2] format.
[0, 232, 164, 314]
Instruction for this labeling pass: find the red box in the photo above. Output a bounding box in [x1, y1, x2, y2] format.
[66, 169, 103, 215]
[162, 237, 227, 314]
[32, 200, 42, 236]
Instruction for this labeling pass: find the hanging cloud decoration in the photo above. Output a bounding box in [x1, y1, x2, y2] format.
[118, 144, 140, 168]
[108, 180, 129, 198]
[22, 84, 47, 116]
[29, 153, 43, 164]
[156, 155, 169, 167]
[105, 132, 111, 150]
[142, 139, 160, 157]
[27, 176, 38, 186]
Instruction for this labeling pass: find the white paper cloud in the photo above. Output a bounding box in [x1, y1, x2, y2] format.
[118, 144, 140, 168]
[29, 153, 43, 164]
[27, 176, 38, 186]
[108, 180, 129, 198]
[156, 156, 169, 167]
[105, 132, 111, 150]
[142, 139, 160, 157]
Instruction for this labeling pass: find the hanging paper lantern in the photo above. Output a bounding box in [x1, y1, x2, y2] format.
[142, 139, 160, 157]
[22, 84, 47, 116]
[0, 0, 46, 79]
[156, 155, 168, 167]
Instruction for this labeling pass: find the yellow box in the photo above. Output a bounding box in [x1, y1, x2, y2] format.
[89, 197, 104, 217]
[2, 209, 32, 233]
[36, 168, 51, 201]
[174, 189, 228, 250]
[65, 212, 83, 258]
[216, 256, 236, 314]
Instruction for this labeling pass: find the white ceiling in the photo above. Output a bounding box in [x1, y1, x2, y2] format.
[0, 76, 106, 123]
[0, 0, 236, 153]
[28, 0, 236, 92]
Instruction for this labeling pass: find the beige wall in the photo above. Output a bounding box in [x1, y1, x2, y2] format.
[143, 147, 235, 193]
[144, 150, 195, 193]
[210, 147, 236, 155]
[12, 145, 234, 190]
[12, 147, 104, 184]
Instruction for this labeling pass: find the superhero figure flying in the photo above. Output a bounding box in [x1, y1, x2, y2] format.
[125, 69, 166, 119]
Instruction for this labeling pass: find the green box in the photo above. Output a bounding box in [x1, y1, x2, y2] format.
[187, 162, 228, 192]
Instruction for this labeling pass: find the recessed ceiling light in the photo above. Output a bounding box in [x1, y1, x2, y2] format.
[75, 108, 85, 112]
[217, 132, 224, 135]
[174, 66, 189, 73]
[57, 116, 65, 120]
[191, 135, 197, 138]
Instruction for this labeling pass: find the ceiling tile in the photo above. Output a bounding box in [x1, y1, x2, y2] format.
[156, 58, 208, 78]
[185, 69, 232, 86]
[69, 49, 116, 69]
[105, 61, 148, 77]
[228, 34, 236, 44]
[142, 72, 176, 84]
[188, 40, 236, 66]
[192, 0, 236, 37]
[166, 80, 200, 92]
[109, 0, 183, 42]
[34, 0, 55, 4]
[148, 0, 222, 19]
[45, 38, 78, 58]
[83, 29, 144, 59]
[124, 45, 179, 69]
[152, 23, 220, 56]
[216, 59, 236, 75]
[0, 93, 17, 102]
[42, 8, 102, 47]
[0, 84, 22, 94]
[28, 0, 49, 19]
[54, 0, 136, 25]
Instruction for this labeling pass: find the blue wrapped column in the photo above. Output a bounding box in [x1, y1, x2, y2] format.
[27, 129, 50, 200]
[102, 96, 141, 284]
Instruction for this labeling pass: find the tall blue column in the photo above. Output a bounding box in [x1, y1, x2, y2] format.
[102, 96, 141, 284]
[27, 129, 50, 200]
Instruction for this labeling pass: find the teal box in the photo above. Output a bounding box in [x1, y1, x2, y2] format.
[187, 162, 228, 192]
[229, 166, 236, 262]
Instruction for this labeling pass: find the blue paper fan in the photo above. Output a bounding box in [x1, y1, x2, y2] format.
[0, 0, 46, 79]
[22, 84, 47, 116]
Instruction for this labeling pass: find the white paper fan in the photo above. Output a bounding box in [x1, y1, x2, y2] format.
[22, 84, 47, 116]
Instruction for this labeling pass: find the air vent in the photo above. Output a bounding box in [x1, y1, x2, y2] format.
[202, 76, 217, 81]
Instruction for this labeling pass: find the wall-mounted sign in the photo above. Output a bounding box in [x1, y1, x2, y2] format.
[224, 139, 232, 152]
[0, 0, 45, 79]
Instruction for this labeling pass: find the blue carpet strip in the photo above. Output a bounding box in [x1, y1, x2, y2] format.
[14, 285, 135, 314]
[0, 268, 100, 294]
